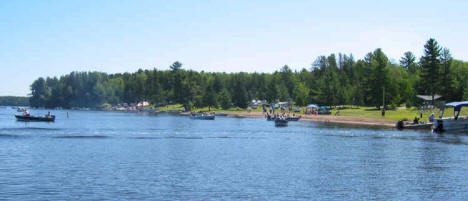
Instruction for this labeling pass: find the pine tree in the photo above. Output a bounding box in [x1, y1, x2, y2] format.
[219, 89, 232, 110]
[440, 48, 454, 101]
[400, 51, 417, 73]
[420, 38, 441, 103]
[203, 83, 218, 111]
[169, 61, 182, 71]
[231, 77, 248, 108]
[370, 48, 389, 108]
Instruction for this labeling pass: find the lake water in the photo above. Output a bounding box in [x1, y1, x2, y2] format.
[1, 108, 467, 200]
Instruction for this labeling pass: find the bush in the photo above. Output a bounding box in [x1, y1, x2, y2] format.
[405, 101, 412, 109]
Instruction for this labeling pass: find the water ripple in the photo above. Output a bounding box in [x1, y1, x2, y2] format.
[53, 135, 109, 139]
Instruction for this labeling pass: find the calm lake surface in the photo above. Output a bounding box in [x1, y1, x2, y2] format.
[1, 108, 467, 200]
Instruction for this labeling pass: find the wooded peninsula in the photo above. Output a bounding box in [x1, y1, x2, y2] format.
[29, 39, 468, 110]
[0, 96, 29, 106]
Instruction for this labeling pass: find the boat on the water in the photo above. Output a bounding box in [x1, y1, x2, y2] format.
[395, 120, 432, 130]
[274, 118, 288, 127]
[215, 112, 228, 117]
[190, 112, 215, 120]
[15, 114, 55, 122]
[266, 114, 276, 121]
[286, 116, 301, 121]
[433, 101, 468, 133]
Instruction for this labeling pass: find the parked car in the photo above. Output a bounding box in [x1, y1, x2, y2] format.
[318, 106, 331, 115]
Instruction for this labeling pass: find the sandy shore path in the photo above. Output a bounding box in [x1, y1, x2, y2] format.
[223, 111, 396, 128]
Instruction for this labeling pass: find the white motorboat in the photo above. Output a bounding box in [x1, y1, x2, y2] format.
[190, 112, 215, 120]
[433, 101, 468, 133]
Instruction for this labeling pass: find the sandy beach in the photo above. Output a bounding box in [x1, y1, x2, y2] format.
[223, 111, 396, 128]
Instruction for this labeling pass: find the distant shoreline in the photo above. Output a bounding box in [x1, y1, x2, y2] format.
[186, 111, 396, 128]
[13, 107, 397, 128]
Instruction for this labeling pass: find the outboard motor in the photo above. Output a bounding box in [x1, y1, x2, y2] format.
[396, 120, 404, 130]
[433, 120, 444, 133]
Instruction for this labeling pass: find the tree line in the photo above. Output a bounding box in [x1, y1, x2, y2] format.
[0, 96, 29, 106]
[29, 38, 468, 110]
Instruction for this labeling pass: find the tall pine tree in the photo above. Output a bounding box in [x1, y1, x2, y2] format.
[419, 38, 441, 104]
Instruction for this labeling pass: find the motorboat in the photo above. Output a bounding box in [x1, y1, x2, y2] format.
[275, 118, 288, 127]
[395, 120, 432, 130]
[190, 112, 215, 120]
[286, 116, 301, 121]
[15, 114, 55, 122]
[433, 101, 468, 133]
[265, 114, 276, 121]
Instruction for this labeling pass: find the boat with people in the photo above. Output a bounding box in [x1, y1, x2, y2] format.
[265, 113, 276, 121]
[274, 117, 288, 127]
[433, 101, 468, 133]
[15, 110, 55, 122]
[190, 112, 215, 120]
[395, 120, 432, 130]
[15, 114, 55, 122]
[286, 115, 301, 121]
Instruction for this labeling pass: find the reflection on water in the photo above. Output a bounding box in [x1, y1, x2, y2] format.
[0, 108, 467, 200]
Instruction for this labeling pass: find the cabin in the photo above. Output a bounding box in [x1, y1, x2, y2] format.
[137, 101, 150, 110]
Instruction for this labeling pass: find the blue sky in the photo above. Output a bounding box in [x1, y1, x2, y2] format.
[1, 0, 467, 96]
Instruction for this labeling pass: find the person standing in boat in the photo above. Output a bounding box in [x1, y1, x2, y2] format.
[429, 113, 435, 122]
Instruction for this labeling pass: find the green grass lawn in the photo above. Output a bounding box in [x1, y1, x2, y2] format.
[155, 104, 248, 113]
[154, 104, 468, 122]
[329, 106, 468, 121]
[155, 104, 185, 111]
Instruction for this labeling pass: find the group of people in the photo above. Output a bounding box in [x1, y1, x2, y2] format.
[265, 112, 284, 120]
[263, 105, 291, 114]
[191, 111, 214, 116]
[304, 108, 319, 115]
[265, 112, 298, 120]
[413, 112, 435, 124]
[22, 110, 53, 118]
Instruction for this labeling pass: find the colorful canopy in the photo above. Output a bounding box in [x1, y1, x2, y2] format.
[306, 104, 319, 108]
